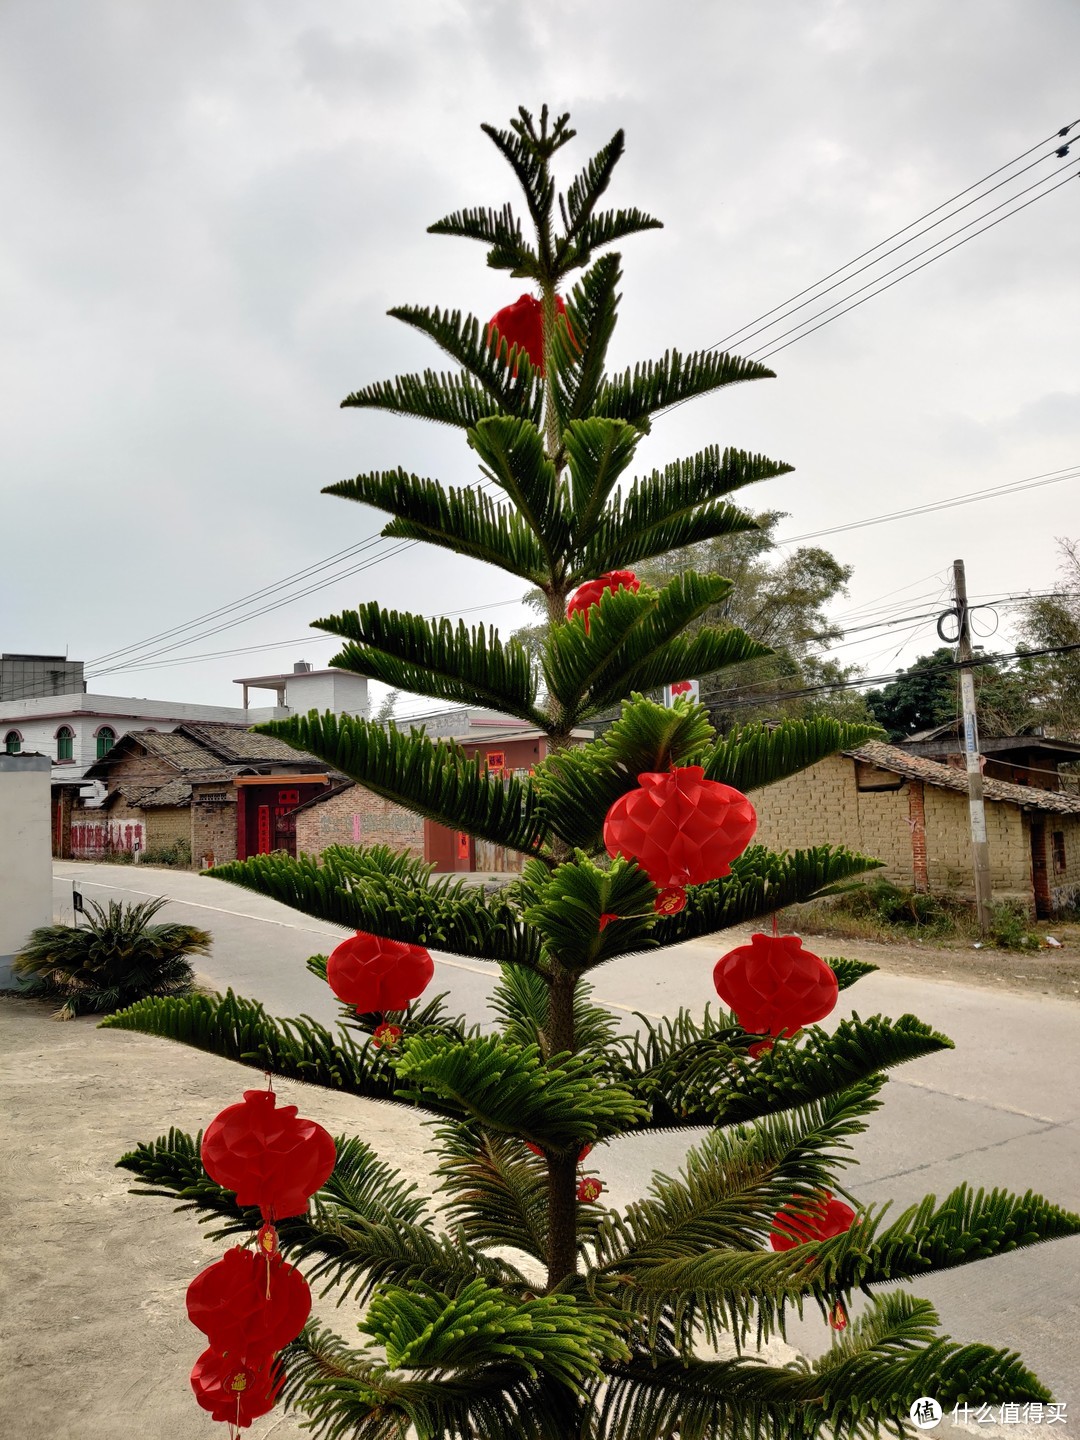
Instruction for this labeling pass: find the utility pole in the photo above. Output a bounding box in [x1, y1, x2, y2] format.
[952, 558, 993, 934]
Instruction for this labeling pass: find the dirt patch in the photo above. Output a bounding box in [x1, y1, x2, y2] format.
[791, 928, 1080, 1003]
[0, 996, 438, 1440]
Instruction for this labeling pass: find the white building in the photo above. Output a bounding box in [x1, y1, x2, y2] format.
[1, 691, 289, 798]
[234, 661, 370, 717]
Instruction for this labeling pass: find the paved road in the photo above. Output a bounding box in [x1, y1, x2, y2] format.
[54, 861, 1080, 1405]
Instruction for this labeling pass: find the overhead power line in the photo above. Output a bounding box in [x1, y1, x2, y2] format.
[705, 118, 1078, 356]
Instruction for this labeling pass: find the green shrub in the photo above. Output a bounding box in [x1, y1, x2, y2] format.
[988, 899, 1042, 950]
[13, 896, 210, 1019]
[139, 838, 192, 868]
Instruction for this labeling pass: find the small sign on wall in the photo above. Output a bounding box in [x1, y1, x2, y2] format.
[485, 750, 506, 775]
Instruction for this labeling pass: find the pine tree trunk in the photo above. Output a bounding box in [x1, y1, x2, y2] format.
[545, 961, 578, 1289]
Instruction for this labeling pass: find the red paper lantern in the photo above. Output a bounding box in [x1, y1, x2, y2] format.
[190, 1347, 285, 1428]
[186, 1246, 311, 1363]
[577, 1176, 604, 1203]
[769, 1191, 856, 1252]
[327, 932, 434, 1013]
[712, 932, 838, 1041]
[566, 570, 640, 631]
[372, 1021, 403, 1049]
[201, 1089, 336, 1221]
[604, 767, 757, 890]
[486, 292, 569, 374]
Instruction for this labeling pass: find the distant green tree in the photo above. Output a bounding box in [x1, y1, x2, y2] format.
[1016, 539, 1080, 738]
[866, 648, 1041, 743]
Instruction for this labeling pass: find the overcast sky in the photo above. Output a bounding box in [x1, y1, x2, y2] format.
[3, 0, 1078, 714]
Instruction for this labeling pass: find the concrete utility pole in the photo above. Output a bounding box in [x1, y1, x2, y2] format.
[952, 558, 994, 934]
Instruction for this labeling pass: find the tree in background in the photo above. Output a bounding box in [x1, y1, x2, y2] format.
[105, 108, 1077, 1438]
[1016, 538, 1080, 738]
[866, 647, 1037, 742]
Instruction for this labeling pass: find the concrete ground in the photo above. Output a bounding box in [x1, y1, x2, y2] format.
[0, 860, 1075, 1437]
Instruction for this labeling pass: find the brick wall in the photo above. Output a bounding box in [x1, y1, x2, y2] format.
[191, 784, 238, 868]
[749, 753, 914, 884]
[294, 784, 425, 860]
[749, 752, 1050, 910]
[1047, 814, 1080, 911]
[921, 786, 1032, 900]
[104, 791, 191, 853]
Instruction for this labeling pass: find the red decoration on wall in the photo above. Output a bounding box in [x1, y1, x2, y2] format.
[186, 1246, 311, 1363]
[326, 932, 435, 1013]
[769, 1191, 856, 1252]
[577, 1176, 604, 1203]
[604, 767, 757, 890]
[486, 292, 569, 374]
[201, 1089, 336, 1221]
[190, 1347, 285, 1429]
[712, 932, 838, 1042]
[670, 680, 693, 695]
[566, 570, 641, 631]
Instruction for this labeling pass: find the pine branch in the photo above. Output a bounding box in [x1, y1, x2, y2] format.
[388, 304, 544, 418]
[313, 601, 546, 724]
[100, 989, 414, 1099]
[322, 471, 551, 586]
[549, 254, 622, 431]
[576, 447, 791, 574]
[208, 845, 544, 968]
[251, 711, 547, 859]
[282, 1323, 586, 1440]
[360, 1277, 628, 1386]
[468, 416, 569, 566]
[598, 1305, 1052, 1440]
[705, 717, 886, 792]
[116, 1129, 520, 1305]
[652, 845, 883, 942]
[425, 203, 539, 276]
[564, 417, 641, 546]
[814, 1184, 1080, 1296]
[558, 130, 626, 246]
[436, 1126, 552, 1262]
[557, 208, 664, 271]
[625, 1014, 952, 1132]
[523, 855, 657, 971]
[340, 368, 503, 429]
[595, 349, 777, 432]
[393, 1034, 648, 1149]
[592, 1088, 878, 1348]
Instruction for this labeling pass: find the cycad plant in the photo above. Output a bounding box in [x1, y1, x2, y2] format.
[105, 107, 1078, 1437]
[16, 895, 207, 1018]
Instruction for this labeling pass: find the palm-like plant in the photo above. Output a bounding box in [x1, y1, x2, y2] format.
[103, 108, 1077, 1437]
[15, 896, 208, 1018]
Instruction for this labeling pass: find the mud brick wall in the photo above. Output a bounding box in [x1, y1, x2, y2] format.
[294, 783, 424, 860]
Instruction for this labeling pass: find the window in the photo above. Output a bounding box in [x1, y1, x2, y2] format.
[1052, 831, 1067, 874]
[4, 730, 21, 755]
[56, 726, 74, 762]
[96, 726, 116, 759]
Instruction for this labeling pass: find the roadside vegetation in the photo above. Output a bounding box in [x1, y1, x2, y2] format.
[13, 896, 209, 1019]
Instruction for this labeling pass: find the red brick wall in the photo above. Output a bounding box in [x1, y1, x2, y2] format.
[908, 781, 929, 893]
[294, 784, 424, 860]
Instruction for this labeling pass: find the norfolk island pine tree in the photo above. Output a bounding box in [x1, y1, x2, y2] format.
[104, 107, 1078, 1438]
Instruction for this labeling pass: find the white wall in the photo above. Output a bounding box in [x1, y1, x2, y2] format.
[1, 694, 287, 782]
[285, 671, 369, 717]
[0, 755, 52, 987]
